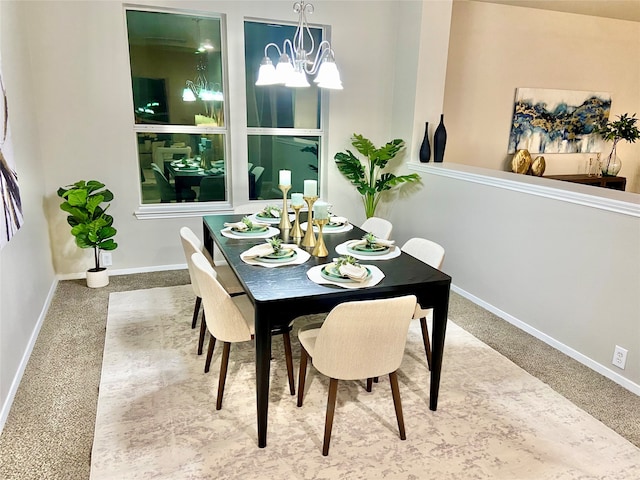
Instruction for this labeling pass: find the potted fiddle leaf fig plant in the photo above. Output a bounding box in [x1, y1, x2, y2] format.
[334, 134, 420, 218]
[596, 113, 640, 176]
[57, 180, 118, 288]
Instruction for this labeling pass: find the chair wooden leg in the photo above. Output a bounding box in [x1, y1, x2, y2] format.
[197, 312, 207, 355]
[366, 378, 373, 392]
[204, 334, 216, 373]
[191, 296, 202, 329]
[420, 317, 432, 371]
[283, 332, 295, 396]
[322, 378, 339, 456]
[297, 347, 309, 407]
[374, 377, 379, 383]
[216, 342, 231, 410]
[389, 371, 406, 440]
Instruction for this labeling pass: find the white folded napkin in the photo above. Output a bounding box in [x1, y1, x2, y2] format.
[242, 243, 297, 259]
[350, 237, 395, 248]
[338, 263, 369, 282]
[330, 216, 348, 225]
[224, 220, 269, 231]
[224, 221, 248, 231]
[261, 209, 280, 218]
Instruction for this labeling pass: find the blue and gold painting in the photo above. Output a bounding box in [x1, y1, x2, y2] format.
[508, 88, 611, 154]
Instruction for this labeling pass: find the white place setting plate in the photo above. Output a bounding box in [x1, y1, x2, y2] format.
[240, 245, 310, 267]
[335, 239, 401, 260]
[300, 221, 353, 234]
[306, 263, 384, 289]
[221, 226, 280, 239]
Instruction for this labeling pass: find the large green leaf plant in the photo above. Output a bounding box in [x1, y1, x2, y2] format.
[57, 180, 118, 271]
[334, 134, 420, 218]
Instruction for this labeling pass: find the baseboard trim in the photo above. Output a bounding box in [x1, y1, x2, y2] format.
[56, 263, 187, 281]
[0, 278, 59, 434]
[451, 284, 640, 396]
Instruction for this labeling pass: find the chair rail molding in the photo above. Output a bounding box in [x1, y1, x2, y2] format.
[409, 163, 640, 218]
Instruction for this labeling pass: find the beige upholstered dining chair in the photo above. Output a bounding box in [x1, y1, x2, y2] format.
[179, 227, 245, 355]
[296, 295, 417, 456]
[360, 216, 393, 240]
[401, 237, 446, 370]
[191, 252, 296, 408]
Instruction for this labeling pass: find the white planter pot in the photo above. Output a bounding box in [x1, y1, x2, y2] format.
[86, 268, 109, 288]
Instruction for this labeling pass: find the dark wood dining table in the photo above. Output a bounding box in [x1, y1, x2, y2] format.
[202, 213, 452, 448]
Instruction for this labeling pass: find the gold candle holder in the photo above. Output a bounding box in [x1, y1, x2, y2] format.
[312, 218, 329, 257]
[278, 184, 292, 231]
[301, 196, 317, 249]
[290, 204, 304, 240]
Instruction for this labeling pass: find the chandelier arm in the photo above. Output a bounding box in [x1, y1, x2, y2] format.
[305, 41, 332, 75]
[263, 42, 283, 60]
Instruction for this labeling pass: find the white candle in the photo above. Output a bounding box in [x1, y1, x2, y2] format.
[279, 169, 291, 186]
[304, 179, 317, 197]
[314, 201, 329, 220]
[291, 192, 304, 206]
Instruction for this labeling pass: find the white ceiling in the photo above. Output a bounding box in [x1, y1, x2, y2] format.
[470, 0, 640, 23]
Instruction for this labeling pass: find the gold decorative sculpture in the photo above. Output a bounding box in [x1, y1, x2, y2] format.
[531, 156, 546, 176]
[511, 149, 532, 174]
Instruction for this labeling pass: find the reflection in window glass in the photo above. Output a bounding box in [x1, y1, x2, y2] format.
[138, 133, 227, 203]
[127, 9, 228, 205]
[247, 136, 318, 200]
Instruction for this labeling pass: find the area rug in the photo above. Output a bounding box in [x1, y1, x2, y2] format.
[90, 285, 640, 479]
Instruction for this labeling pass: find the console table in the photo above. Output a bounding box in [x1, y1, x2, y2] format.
[544, 174, 626, 191]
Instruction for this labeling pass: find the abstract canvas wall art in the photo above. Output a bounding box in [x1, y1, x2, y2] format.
[508, 88, 611, 154]
[0, 68, 23, 249]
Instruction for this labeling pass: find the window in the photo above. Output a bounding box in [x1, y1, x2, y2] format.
[126, 10, 228, 205]
[244, 20, 324, 201]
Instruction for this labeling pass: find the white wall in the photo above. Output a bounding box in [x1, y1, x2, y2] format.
[0, 1, 57, 428]
[393, 163, 640, 392]
[443, 1, 640, 192]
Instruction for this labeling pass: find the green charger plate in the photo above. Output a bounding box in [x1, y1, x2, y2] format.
[346, 242, 390, 256]
[320, 264, 371, 283]
[231, 226, 269, 236]
[255, 249, 297, 264]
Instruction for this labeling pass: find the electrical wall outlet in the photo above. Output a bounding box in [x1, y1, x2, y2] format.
[612, 345, 628, 370]
[101, 252, 113, 267]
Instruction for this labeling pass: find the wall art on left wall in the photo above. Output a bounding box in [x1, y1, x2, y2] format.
[0, 67, 24, 249]
[508, 87, 611, 154]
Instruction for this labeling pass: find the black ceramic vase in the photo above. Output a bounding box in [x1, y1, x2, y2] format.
[419, 122, 431, 163]
[433, 114, 447, 163]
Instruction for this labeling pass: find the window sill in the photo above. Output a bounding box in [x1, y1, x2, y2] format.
[134, 203, 234, 220]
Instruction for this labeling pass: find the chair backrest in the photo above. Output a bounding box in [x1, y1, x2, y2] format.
[360, 217, 393, 240]
[251, 166, 265, 198]
[179, 226, 207, 297]
[401, 237, 445, 270]
[199, 176, 226, 202]
[312, 295, 417, 380]
[191, 251, 253, 343]
[150, 163, 176, 202]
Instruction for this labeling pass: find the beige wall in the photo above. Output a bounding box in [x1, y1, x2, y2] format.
[0, 1, 56, 424]
[443, 0, 640, 192]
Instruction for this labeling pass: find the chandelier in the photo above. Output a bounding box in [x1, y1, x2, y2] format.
[255, 1, 342, 89]
[182, 61, 223, 103]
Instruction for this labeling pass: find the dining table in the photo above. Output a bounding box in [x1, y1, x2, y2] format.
[202, 213, 452, 448]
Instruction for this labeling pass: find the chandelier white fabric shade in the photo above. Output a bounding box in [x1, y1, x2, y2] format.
[255, 1, 342, 90]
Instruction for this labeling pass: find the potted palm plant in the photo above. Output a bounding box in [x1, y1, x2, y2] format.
[596, 113, 640, 176]
[334, 134, 420, 218]
[57, 180, 118, 288]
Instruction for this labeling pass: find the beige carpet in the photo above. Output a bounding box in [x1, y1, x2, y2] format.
[91, 285, 640, 479]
